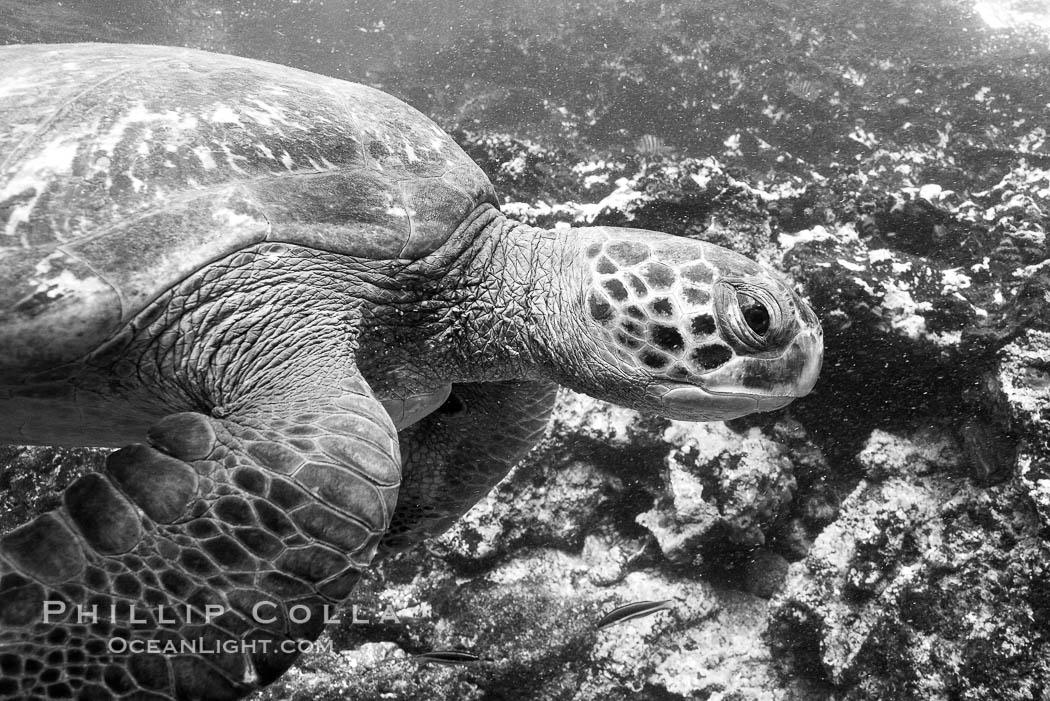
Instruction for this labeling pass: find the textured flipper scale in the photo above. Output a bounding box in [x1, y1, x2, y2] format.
[0, 373, 399, 700]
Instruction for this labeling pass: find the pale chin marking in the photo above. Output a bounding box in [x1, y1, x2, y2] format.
[649, 384, 795, 418]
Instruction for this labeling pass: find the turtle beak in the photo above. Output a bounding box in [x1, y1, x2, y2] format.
[645, 324, 823, 421]
[790, 324, 823, 398]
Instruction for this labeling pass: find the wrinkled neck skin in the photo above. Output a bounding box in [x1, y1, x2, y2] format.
[410, 206, 577, 382]
[412, 206, 649, 407]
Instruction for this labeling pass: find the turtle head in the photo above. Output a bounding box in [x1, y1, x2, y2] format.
[569, 227, 822, 421]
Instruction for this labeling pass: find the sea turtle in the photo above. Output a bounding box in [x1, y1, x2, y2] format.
[0, 43, 822, 700]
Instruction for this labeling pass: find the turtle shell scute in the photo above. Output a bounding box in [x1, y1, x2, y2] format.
[0, 43, 496, 373]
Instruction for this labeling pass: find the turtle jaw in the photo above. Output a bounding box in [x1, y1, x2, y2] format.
[644, 325, 823, 421]
[645, 383, 796, 421]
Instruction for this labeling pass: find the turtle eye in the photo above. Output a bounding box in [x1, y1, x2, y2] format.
[738, 294, 770, 336]
[715, 282, 784, 353]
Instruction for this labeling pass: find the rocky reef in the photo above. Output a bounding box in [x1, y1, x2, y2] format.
[250, 317, 1048, 700]
[251, 138, 1050, 701]
[246, 18, 1050, 690]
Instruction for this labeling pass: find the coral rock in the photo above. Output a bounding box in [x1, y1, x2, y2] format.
[637, 421, 798, 565]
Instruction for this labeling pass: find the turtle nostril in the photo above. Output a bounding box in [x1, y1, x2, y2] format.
[739, 294, 770, 335]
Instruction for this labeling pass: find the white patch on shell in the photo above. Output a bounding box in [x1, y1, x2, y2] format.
[210, 105, 243, 125]
[24, 251, 110, 304]
[211, 207, 262, 232]
[300, 155, 336, 172]
[256, 143, 277, 162]
[280, 151, 295, 170]
[127, 166, 146, 194]
[96, 103, 200, 157]
[192, 145, 218, 170]
[0, 72, 41, 100]
[217, 143, 249, 174]
[403, 141, 419, 162]
[241, 99, 305, 131]
[1, 136, 81, 243]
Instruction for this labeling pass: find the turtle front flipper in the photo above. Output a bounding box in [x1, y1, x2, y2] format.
[377, 379, 558, 557]
[0, 370, 399, 699]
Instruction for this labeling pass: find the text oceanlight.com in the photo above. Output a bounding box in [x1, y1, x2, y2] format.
[106, 637, 335, 655]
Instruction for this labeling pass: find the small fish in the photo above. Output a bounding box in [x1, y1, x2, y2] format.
[960, 417, 1016, 483]
[596, 599, 675, 630]
[632, 134, 675, 158]
[785, 76, 822, 102]
[411, 649, 494, 666]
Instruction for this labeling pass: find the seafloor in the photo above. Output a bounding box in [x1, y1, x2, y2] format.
[2, 0, 1049, 699]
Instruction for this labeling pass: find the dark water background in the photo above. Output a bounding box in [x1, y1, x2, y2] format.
[5, 0, 1049, 166]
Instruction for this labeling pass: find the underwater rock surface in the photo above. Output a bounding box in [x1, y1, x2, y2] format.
[253, 392, 834, 701]
[770, 430, 1050, 700]
[993, 331, 1050, 526]
[250, 143, 1050, 700]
